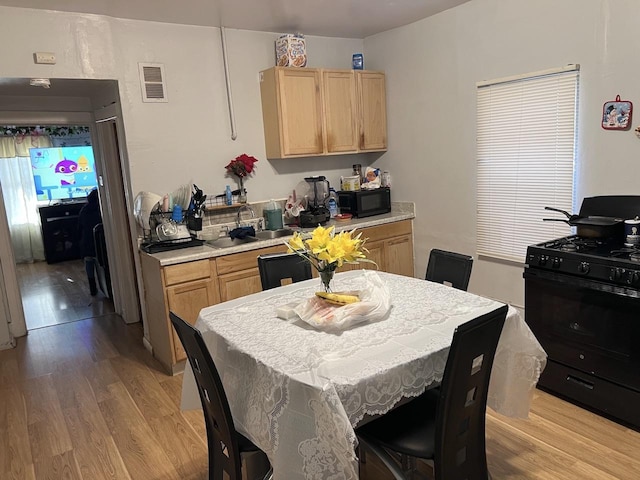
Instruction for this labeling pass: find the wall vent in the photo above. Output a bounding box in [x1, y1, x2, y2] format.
[138, 63, 168, 103]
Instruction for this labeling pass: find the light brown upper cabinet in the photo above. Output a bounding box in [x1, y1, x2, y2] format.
[259, 67, 387, 159]
[260, 67, 324, 158]
[323, 69, 359, 153]
[357, 71, 387, 151]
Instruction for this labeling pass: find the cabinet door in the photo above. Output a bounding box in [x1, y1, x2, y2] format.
[386, 235, 415, 277]
[337, 239, 386, 273]
[167, 279, 218, 362]
[218, 268, 263, 302]
[323, 70, 358, 153]
[278, 68, 324, 156]
[357, 72, 387, 151]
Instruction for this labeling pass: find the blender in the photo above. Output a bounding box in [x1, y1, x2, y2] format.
[299, 176, 331, 227]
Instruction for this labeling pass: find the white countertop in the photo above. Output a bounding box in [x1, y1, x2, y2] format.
[143, 202, 415, 266]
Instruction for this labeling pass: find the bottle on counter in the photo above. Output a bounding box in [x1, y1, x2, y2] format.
[225, 185, 233, 206]
[328, 188, 339, 218]
[352, 164, 363, 185]
[381, 171, 391, 188]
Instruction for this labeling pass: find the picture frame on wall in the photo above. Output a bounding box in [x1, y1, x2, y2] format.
[602, 95, 632, 130]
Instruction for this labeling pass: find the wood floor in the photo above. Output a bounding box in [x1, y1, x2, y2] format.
[7, 253, 638, 478]
[1, 314, 639, 480]
[16, 260, 114, 330]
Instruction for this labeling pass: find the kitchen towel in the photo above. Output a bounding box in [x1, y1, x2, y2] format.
[229, 226, 255, 239]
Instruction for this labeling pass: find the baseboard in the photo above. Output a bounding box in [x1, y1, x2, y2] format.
[142, 336, 153, 354]
[0, 338, 16, 350]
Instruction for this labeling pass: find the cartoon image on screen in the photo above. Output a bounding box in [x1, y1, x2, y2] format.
[30, 146, 98, 201]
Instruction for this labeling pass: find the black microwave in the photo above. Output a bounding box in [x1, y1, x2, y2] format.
[337, 188, 391, 218]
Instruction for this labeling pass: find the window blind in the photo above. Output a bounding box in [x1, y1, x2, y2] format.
[476, 66, 579, 263]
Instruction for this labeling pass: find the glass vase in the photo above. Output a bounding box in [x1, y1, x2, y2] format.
[238, 177, 247, 204]
[319, 269, 335, 292]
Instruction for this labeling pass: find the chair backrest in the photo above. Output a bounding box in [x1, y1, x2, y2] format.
[257, 252, 313, 290]
[434, 304, 508, 480]
[169, 312, 243, 480]
[425, 249, 473, 291]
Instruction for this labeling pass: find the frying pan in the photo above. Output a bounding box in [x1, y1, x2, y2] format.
[543, 206, 625, 238]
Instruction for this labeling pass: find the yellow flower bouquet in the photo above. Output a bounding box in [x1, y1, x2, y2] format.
[287, 225, 375, 292]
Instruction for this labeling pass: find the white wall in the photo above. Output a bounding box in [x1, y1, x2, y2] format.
[365, 0, 640, 306]
[0, 7, 367, 202]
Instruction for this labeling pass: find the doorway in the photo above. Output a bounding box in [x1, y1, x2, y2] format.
[0, 77, 142, 339]
[0, 124, 115, 330]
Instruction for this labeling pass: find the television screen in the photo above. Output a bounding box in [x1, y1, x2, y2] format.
[29, 146, 98, 201]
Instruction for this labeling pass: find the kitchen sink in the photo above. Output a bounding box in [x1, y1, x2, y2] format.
[251, 228, 295, 240]
[204, 236, 260, 249]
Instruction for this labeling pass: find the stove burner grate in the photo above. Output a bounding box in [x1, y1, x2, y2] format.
[630, 252, 640, 263]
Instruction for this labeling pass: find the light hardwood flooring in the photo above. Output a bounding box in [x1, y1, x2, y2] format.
[1, 314, 639, 479]
[16, 260, 114, 330]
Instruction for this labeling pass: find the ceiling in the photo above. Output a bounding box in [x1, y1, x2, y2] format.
[0, 0, 471, 38]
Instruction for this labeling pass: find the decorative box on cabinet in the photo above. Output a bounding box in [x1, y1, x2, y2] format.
[259, 67, 387, 159]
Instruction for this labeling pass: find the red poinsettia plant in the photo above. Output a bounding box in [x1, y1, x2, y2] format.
[225, 153, 258, 178]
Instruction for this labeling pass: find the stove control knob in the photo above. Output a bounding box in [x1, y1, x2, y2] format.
[627, 271, 640, 285]
[578, 262, 590, 274]
[538, 255, 548, 266]
[610, 268, 623, 281]
[552, 257, 562, 268]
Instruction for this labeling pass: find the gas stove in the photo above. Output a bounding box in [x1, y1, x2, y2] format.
[524, 195, 640, 431]
[527, 235, 640, 287]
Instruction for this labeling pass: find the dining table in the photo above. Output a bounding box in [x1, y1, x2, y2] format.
[180, 270, 547, 480]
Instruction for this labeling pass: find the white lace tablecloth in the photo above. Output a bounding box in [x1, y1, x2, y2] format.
[181, 270, 546, 480]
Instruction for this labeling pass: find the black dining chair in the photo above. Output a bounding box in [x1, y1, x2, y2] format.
[169, 312, 273, 480]
[425, 248, 474, 291]
[356, 304, 508, 480]
[257, 252, 313, 290]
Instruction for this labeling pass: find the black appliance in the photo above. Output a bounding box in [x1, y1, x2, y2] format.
[524, 195, 640, 430]
[39, 201, 86, 264]
[337, 188, 391, 218]
[299, 176, 330, 228]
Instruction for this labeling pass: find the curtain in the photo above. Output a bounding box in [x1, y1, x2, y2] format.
[0, 135, 52, 263]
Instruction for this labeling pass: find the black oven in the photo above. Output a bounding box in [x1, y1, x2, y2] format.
[524, 195, 640, 430]
[337, 188, 391, 218]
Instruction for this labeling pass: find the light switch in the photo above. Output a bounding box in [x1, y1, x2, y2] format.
[34, 52, 56, 64]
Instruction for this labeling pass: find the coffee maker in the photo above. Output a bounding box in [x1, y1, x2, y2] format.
[299, 176, 331, 228]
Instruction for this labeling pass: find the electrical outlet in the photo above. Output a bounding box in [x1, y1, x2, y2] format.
[34, 52, 56, 65]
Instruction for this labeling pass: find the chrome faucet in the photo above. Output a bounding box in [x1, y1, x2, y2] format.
[236, 204, 255, 227]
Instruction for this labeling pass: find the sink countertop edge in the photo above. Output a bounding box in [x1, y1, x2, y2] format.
[142, 205, 415, 267]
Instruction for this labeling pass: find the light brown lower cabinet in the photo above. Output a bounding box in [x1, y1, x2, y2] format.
[216, 245, 287, 302]
[140, 220, 413, 374]
[338, 220, 414, 277]
[166, 278, 219, 362]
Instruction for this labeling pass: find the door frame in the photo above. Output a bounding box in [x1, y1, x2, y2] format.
[0, 104, 142, 343]
[93, 103, 143, 328]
